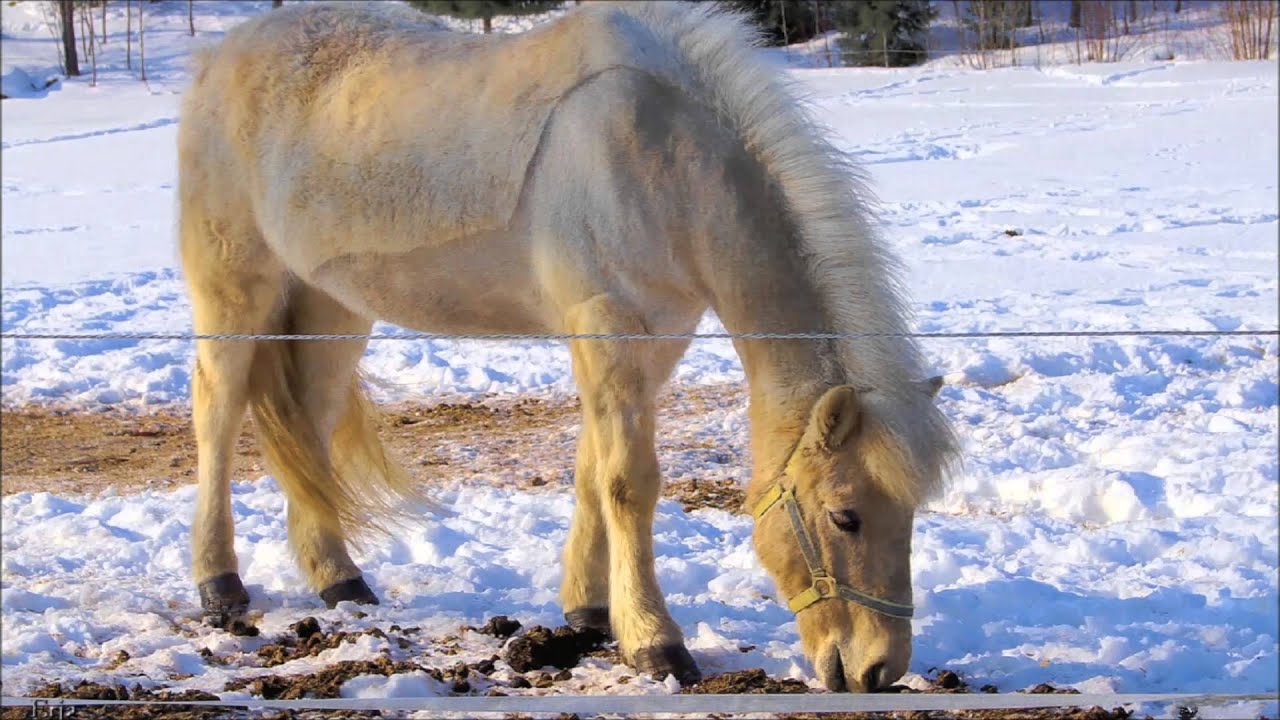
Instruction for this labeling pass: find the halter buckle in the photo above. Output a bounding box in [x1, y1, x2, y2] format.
[812, 576, 835, 599]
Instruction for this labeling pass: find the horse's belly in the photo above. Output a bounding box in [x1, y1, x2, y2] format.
[306, 243, 551, 335]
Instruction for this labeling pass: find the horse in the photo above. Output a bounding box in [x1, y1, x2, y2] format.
[177, 0, 957, 692]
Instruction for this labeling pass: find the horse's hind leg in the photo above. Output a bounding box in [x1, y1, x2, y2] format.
[281, 283, 380, 606]
[564, 295, 699, 684]
[183, 216, 285, 632]
[560, 375, 610, 634]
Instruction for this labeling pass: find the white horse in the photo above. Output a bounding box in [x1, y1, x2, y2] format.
[178, 1, 956, 691]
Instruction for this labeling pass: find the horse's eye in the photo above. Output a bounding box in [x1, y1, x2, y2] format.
[828, 509, 861, 534]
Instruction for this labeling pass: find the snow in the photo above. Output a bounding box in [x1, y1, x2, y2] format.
[2, 1, 1277, 717]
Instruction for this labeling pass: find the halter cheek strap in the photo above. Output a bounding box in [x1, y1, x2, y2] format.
[751, 476, 914, 620]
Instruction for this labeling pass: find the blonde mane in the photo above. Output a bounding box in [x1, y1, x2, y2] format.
[606, 2, 958, 502]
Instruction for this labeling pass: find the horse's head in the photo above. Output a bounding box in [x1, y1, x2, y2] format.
[750, 379, 949, 692]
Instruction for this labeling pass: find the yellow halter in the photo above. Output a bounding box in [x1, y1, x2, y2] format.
[751, 459, 914, 619]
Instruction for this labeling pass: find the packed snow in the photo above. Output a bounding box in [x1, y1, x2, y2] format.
[1, 1, 1277, 717]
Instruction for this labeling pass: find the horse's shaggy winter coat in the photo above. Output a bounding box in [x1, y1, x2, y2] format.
[179, 1, 957, 691]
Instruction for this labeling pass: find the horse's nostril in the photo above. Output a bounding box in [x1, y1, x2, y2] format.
[823, 647, 848, 692]
[862, 661, 887, 691]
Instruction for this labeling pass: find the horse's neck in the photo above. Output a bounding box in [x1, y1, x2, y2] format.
[688, 190, 841, 491]
[701, 231, 844, 490]
[737, 335, 837, 491]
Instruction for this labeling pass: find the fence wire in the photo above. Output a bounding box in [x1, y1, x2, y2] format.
[3, 691, 1276, 715]
[2, 328, 1277, 342]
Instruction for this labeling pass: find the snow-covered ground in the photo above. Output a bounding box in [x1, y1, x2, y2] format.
[2, 1, 1277, 717]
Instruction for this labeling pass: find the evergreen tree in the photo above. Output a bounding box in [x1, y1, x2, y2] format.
[721, 0, 821, 46]
[835, 0, 935, 67]
[408, 0, 563, 34]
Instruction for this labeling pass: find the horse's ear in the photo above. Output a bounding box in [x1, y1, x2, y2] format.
[807, 385, 861, 452]
[920, 375, 944, 398]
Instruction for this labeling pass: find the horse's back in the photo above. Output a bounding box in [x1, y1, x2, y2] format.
[181, 3, 675, 270]
[178, 2, 729, 334]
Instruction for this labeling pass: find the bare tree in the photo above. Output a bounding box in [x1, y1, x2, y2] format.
[779, 0, 789, 46]
[126, 0, 132, 69]
[139, 0, 146, 82]
[101, 0, 107, 44]
[79, 2, 89, 60]
[1223, 0, 1276, 59]
[189, 0, 195, 36]
[1079, 1, 1140, 61]
[272, 0, 283, 7]
[58, 0, 80, 76]
[82, 2, 96, 86]
[809, 0, 833, 67]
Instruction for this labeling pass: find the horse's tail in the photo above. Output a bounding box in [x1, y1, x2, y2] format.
[247, 306, 428, 545]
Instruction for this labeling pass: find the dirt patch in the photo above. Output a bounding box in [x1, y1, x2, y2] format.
[248, 617, 411, 668]
[8, 683, 228, 720]
[225, 655, 427, 700]
[665, 477, 746, 513]
[471, 614, 523, 639]
[502, 624, 609, 673]
[685, 668, 810, 694]
[682, 669, 1141, 720]
[7, 669, 1147, 720]
[0, 394, 577, 496]
[1, 384, 751, 513]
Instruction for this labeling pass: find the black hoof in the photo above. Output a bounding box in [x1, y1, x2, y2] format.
[564, 607, 611, 637]
[632, 644, 702, 686]
[320, 576, 380, 608]
[198, 573, 258, 636]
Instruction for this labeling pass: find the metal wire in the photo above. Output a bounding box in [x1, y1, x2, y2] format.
[3, 691, 1276, 714]
[2, 328, 1277, 341]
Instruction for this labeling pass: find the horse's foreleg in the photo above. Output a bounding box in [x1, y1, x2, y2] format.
[565, 295, 700, 685]
[283, 283, 379, 606]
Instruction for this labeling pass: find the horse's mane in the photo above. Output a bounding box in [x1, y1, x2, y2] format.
[601, 1, 958, 503]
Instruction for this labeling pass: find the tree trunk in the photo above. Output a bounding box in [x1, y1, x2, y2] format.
[1174, 0, 1181, 12]
[59, 0, 80, 76]
[779, 0, 789, 46]
[812, 0, 831, 66]
[79, 4, 89, 61]
[1069, 0, 1082, 27]
[139, 0, 147, 82]
[87, 6, 97, 86]
[272, 0, 283, 7]
[126, 0, 132, 69]
[483, 14, 492, 33]
[101, 0, 107, 44]
[189, 0, 195, 36]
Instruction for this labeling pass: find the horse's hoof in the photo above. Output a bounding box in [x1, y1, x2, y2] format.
[631, 644, 702, 686]
[564, 607, 611, 636]
[320, 576, 380, 608]
[198, 573, 257, 636]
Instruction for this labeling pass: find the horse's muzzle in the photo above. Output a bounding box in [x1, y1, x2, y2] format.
[819, 645, 895, 692]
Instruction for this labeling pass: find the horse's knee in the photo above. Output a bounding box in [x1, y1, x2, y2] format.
[604, 472, 659, 515]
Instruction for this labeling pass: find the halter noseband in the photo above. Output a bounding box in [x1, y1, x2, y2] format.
[751, 459, 914, 620]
